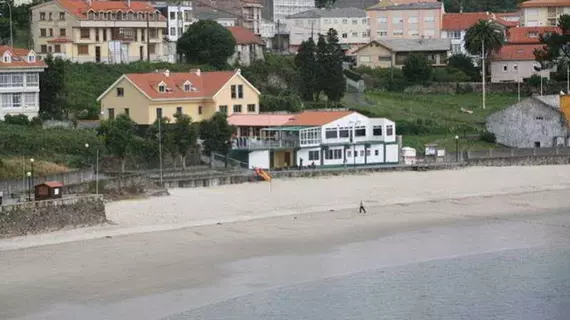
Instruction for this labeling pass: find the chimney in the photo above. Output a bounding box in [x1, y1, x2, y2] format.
[127, 0, 131, 7]
[190, 68, 201, 76]
[86, 0, 92, 6]
[164, 69, 170, 77]
[235, 68, 241, 74]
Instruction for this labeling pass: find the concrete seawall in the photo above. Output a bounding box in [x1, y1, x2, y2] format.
[0, 195, 106, 238]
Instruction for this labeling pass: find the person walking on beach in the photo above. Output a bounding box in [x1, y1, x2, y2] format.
[359, 201, 366, 214]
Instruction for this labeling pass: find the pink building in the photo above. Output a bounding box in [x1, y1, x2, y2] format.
[366, 0, 444, 41]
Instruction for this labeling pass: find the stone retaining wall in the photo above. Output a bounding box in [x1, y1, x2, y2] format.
[466, 155, 570, 167]
[0, 195, 106, 238]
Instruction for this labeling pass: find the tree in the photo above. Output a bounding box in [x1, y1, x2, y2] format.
[295, 38, 318, 101]
[464, 20, 505, 59]
[534, 14, 570, 68]
[39, 55, 66, 119]
[199, 113, 234, 167]
[147, 116, 178, 167]
[447, 54, 479, 81]
[315, 29, 346, 105]
[170, 113, 198, 169]
[402, 53, 432, 84]
[177, 20, 236, 69]
[97, 114, 137, 172]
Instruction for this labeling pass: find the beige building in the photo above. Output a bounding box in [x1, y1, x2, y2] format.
[0, 46, 47, 120]
[490, 44, 551, 83]
[97, 69, 261, 125]
[520, 0, 570, 26]
[30, 0, 168, 63]
[352, 39, 450, 68]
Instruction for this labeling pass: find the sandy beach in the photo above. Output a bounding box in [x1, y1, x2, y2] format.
[2, 165, 570, 251]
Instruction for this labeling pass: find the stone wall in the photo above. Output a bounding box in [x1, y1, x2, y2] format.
[0, 195, 106, 238]
[61, 174, 153, 195]
[466, 155, 570, 167]
[0, 168, 95, 196]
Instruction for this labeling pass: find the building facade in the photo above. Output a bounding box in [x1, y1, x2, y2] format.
[487, 95, 569, 148]
[520, 0, 570, 26]
[490, 44, 551, 83]
[193, 8, 238, 27]
[352, 39, 450, 68]
[0, 46, 47, 120]
[230, 110, 399, 169]
[367, 0, 443, 41]
[285, 7, 369, 51]
[30, 0, 168, 63]
[97, 69, 260, 125]
[226, 26, 265, 66]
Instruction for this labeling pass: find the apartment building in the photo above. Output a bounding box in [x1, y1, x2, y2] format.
[193, 8, 238, 27]
[152, 1, 192, 63]
[30, 0, 168, 63]
[97, 69, 261, 125]
[0, 46, 47, 120]
[366, 0, 444, 41]
[285, 8, 369, 51]
[520, 0, 570, 26]
[442, 12, 516, 56]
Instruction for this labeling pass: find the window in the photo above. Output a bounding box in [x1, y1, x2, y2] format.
[184, 83, 191, 91]
[108, 108, 115, 119]
[386, 125, 393, 136]
[49, 29, 53, 37]
[373, 125, 382, 136]
[339, 128, 350, 138]
[48, 46, 53, 53]
[124, 108, 129, 116]
[40, 29, 46, 37]
[424, 16, 435, 22]
[361, 18, 367, 24]
[352, 32, 358, 37]
[116, 87, 124, 96]
[342, 33, 348, 38]
[24, 73, 38, 88]
[347, 150, 352, 158]
[176, 106, 182, 114]
[360, 150, 364, 157]
[40, 45, 47, 53]
[355, 127, 366, 137]
[323, 18, 329, 24]
[449, 31, 461, 39]
[366, 149, 371, 156]
[48, 12, 52, 20]
[28, 55, 36, 62]
[342, 19, 347, 24]
[170, 27, 176, 35]
[233, 104, 242, 113]
[156, 107, 162, 120]
[103, 29, 107, 41]
[452, 44, 462, 54]
[513, 64, 518, 71]
[503, 65, 508, 72]
[60, 28, 66, 37]
[325, 149, 342, 160]
[78, 45, 89, 55]
[219, 105, 228, 113]
[12, 73, 23, 87]
[393, 30, 403, 36]
[378, 30, 388, 36]
[80, 28, 91, 39]
[325, 128, 338, 139]
[237, 85, 243, 98]
[247, 104, 256, 112]
[148, 44, 156, 54]
[12, 93, 22, 108]
[40, 12, 46, 20]
[352, 19, 357, 24]
[198, 106, 203, 114]
[24, 92, 36, 107]
[308, 150, 319, 161]
[535, 116, 544, 120]
[377, 17, 387, 23]
[392, 17, 403, 24]
[59, 12, 65, 20]
[170, 12, 175, 19]
[362, 32, 368, 37]
[374, 149, 379, 156]
[408, 16, 418, 23]
[158, 84, 165, 92]
[149, 28, 158, 38]
[231, 85, 236, 98]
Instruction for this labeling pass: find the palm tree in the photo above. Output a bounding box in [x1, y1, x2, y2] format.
[464, 20, 505, 110]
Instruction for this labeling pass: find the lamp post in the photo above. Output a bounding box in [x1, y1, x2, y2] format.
[85, 143, 90, 168]
[26, 171, 31, 201]
[455, 135, 459, 162]
[534, 65, 544, 96]
[481, 40, 486, 110]
[29, 158, 34, 187]
[0, 0, 13, 48]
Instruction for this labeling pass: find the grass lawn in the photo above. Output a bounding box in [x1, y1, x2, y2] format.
[0, 158, 71, 180]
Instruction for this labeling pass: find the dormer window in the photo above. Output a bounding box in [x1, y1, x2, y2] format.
[28, 55, 35, 62]
[158, 81, 166, 93]
[528, 32, 539, 38]
[3, 54, 10, 63]
[183, 80, 193, 92]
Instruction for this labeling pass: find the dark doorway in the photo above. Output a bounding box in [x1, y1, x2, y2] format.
[534, 141, 541, 148]
[95, 46, 101, 63]
[139, 46, 144, 60]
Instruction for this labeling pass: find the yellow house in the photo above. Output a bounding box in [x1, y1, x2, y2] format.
[97, 68, 261, 124]
[352, 39, 450, 68]
[30, 0, 167, 63]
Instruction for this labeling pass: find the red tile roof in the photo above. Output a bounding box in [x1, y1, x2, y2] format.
[54, 0, 164, 19]
[442, 12, 517, 30]
[493, 44, 543, 61]
[0, 45, 47, 69]
[228, 114, 294, 126]
[226, 26, 265, 45]
[124, 70, 238, 100]
[507, 26, 560, 44]
[519, 0, 570, 8]
[285, 110, 354, 126]
[42, 181, 64, 188]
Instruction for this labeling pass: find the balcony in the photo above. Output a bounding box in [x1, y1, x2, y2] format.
[112, 28, 135, 41]
[232, 137, 299, 150]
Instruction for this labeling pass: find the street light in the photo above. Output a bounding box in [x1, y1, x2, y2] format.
[455, 136, 460, 162]
[85, 143, 90, 168]
[0, 0, 13, 48]
[26, 171, 31, 201]
[29, 158, 34, 187]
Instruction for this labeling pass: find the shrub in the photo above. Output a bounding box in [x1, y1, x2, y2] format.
[4, 114, 30, 126]
[343, 69, 362, 81]
[480, 131, 497, 143]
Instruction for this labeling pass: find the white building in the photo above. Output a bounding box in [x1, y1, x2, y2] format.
[152, 1, 193, 63]
[229, 110, 399, 169]
[263, 0, 315, 36]
[260, 18, 276, 48]
[0, 46, 47, 120]
[193, 9, 238, 27]
[285, 7, 369, 52]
